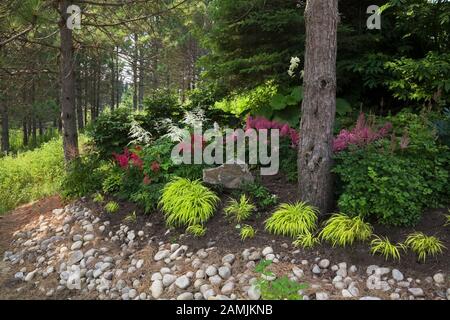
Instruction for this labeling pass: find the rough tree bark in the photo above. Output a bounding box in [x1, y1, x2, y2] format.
[298, 0, 338, 214]
[59, 0, 79, 163]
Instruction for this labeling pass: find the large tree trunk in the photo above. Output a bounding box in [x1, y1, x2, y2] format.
[1, 103, 9, 154]
[59, 0, 79, 163]
[297, 0, 338, 214]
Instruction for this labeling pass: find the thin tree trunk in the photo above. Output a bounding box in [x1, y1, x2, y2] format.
[111, 50, 116, 110]
[59, 0, 79, 163]
[138, 56, 144, 110]
[297, 0, 338, 214]
[23, 118, 29, 146]
[76, 61, 84, 131]
[133, 33, 139, 110]
[1, 103, 9, 154]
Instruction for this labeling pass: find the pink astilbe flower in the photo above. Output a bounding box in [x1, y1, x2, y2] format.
[245, 116, 299, 147]
[333, 113, 392, 152]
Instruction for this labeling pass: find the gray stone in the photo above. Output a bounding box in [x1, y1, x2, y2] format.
[68, 250, 83, 266]
[312, 265, 321, 274]
[247, 285, 261, 300]
[162, 274, 177, 287]
[222, 254, 236, 265]
[221, 282, 235, 295]
[150, 280, 164, 299]
[206, 265, 218, 277]
[175, 276, 190, 289]
[408, 288, 424, 296]
[218, 266, 231, 279]
[262, 247, 274, 256]
[154, 250, 170, 261]
[359, 296, 381, 300]
[292, 266, 304, 279]
[71, 241, 83, 251]
[392, 269, 404, 281]
[209, 275, 223, 286]
[177, 292, 194, 300]
[319, 259, 330, 269]
[315, 292, 329, 300]
[433, 273, 445, 284]
[203, 163, 254, 189]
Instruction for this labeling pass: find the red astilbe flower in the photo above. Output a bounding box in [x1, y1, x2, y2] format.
[143, 174, 152, 185]
[151, 161, 161, 173]
[333, 113, 392, 152]
[113, 147, 144, 170]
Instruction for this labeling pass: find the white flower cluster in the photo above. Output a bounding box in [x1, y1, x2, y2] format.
[288, 56, 301, 78]
[128, 120, 152, 146]
[161, 107, 210, 142]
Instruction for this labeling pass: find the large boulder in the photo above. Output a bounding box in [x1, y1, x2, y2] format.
[203, 164, 254, 189]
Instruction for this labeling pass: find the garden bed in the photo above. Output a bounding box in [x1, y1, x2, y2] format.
[82, 174, 450, 277]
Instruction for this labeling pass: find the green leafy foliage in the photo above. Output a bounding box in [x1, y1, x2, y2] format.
[186, 224, 207, 237]
[159, 178, 220, 227]
[86, 108, 133, 158]
[334, 111, 450, 226]
[224, 194, 255, 223]
[254, 260, 307, 300]
[240, 225, 256, 240]
[104, 201, 119, 214]
[240, 182, 278, 210]
[405, 232, 446, 262]
[370, 236, 406, 261]
[319, 214, 373, 247]
[265, 202, 318, 238]
[61, 155, 113, 199]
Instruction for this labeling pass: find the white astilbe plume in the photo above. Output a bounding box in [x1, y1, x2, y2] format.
[160, 118, 188, 142]
[183, 107, 208, 127]
[128, 120, 152, 146]
[288, 56, 300, 78]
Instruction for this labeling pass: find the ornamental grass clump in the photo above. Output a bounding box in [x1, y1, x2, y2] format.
[405, 232, 446, 262]
[319, 213, 373, 247]
[265, 202, 318, 238]
[370, 236, 405, 261]
[224, 194, 256, 222]
[159, 177, 220, 227]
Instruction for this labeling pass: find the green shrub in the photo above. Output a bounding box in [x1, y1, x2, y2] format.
[240, 225, 256, 240]
[129, 183, 164, 214]
[0, 138, 64, 214]
[186, 224, 207, 237]
[86, 107, 133, 158]
[265, 202, 318, 238]
[159, 178, 220, 227]
[334, 111, 450, 226]
[370, 236, 405, 261]
[319, 213, 373, 247]
[61, 154, 111, 199]
[405, 232, 446, 262]
[224, 194, 256, 222]
[240, 182, 278, 210]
